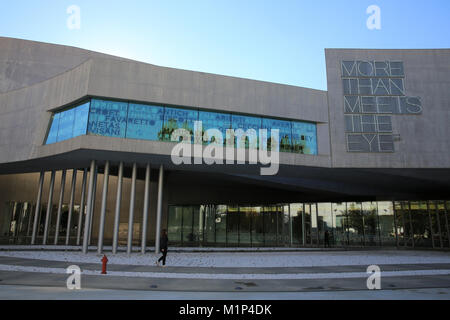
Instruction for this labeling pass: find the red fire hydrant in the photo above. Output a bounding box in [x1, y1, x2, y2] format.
[101, 255, 108, 274]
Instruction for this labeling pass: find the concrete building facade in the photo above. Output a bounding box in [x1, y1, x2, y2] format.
[0, 37, 449, 251]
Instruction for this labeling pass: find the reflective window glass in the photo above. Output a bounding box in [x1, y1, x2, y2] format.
[56, 108, 75, 142]
[162, 107, 198, 142]
[226, 206, 239, 246]
[261, 118, 292, 152]
[46, 113, 60, 144]
[126, 103, 164, 141]
[88, 99, 128, 138]
[73, 102, 90, 138]
[291, 121, 317, 155]
[199, 111, 231, 145]
[377, 202, 396, 246]
[231, 115, 261, 149]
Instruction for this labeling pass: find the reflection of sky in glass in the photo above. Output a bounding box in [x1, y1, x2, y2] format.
[199, 111, 231, 144]
[45, 113, 60, 144]
[88, 99, 128, 138]
[292, 121, 317, 155]
[262, 118, 292, 152]
[45, 101, 90, 144]
[73, 102, 90, 138]
[126, 103, 164, 141]
[162, 107, 198, 141]
[46, 98, 318, 155]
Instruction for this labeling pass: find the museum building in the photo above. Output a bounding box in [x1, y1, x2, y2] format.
[0, 37, 449, 252]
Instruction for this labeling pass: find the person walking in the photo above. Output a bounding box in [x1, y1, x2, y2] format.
[156, 229, 169, 267]
[324, 230, 330, 248]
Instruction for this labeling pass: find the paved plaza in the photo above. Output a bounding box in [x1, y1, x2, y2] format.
[0, 249, 449, 299]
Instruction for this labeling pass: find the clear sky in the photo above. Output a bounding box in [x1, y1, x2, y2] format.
[0, 0, 449, 90]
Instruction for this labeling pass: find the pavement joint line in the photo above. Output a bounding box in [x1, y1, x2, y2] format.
[1, 264, 450, 280]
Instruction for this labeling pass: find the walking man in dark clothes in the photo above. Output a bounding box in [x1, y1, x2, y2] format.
[156, 229, 169, 267]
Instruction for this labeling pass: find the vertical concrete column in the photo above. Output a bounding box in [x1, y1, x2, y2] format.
[54, 169, 67, 245]
[427, 201, 435, 249]
[407, 202, 415, 248]
[88, 166, 98, 245]
[301, 204, 305, 246]
[141, 163, 151, 254]
[31, 171, 45, 245]
[112, 162, 124, 254]
[435, 201, 443, 248]
[97, 161, 110, 254]
[155, 165, 164, 254]
[76, 168, 88, 246]
[127, 163, 137, 255]
[65, 169, 77, 245]
[82, 160, 96, 254]
[43, 171, 56, 245]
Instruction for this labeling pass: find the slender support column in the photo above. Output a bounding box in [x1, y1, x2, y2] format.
[155, 165, 164, 254]
[427, 201, 435, 248]
[65, 170, 77, 245]
[54, 170, 67, 245]
[76, 169, 88, 246]
[141, 163, 151, 254]
[43, 171, 56, 245]
[445, 202, 450, 249]
[82, 160, 96, 254]
[127, 163, 137, 255]
[435, 201, 443, 248]
[97, 161, 110, 254]
[31, 171, 45, 245]
[88, 166, 98, 245]
[407, 202, 415, 248]
[393, 201, 399, 248]
[301, 204, 305, 246]
[112, 162, 124, 254]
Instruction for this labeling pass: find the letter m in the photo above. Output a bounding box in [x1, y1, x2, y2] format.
[344, 96, 361, 113]
[341, 61, 357, 77]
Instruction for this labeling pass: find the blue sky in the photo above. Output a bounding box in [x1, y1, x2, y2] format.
[0, 0, 449, 90]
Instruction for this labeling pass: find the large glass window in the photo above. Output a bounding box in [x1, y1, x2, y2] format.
[46, 113, 60, 144]
[162, 107, 198, 142]
[332, 203, 348, 246]
[409, 201, 432, 248]
[126, 103, 164, 141]
[362, 202, 380, 246]
[57, 108, 75, 142]
[261, 118, 292, 152]
[45, 98, 318, 155]
[231, 114, 261, 149]
[347, 202, 364, 246]
[290, 204, 303, 245]
[250, 207, 264, 246]
[318, 203, 333, 246]
[45, 101, 90, 145]
[73, 102, 90, 137]
[226, 206, 239, 246]
[377, 202, 396, 246]
[239, 207, 252, 246]
[263, 206, 279, 246]
[199, 111, 231, 145]
[168, 206, 183, 243]
[291, 121, 317, 155]
[88, 99, 128, 138]
[215, 205, 227, 246]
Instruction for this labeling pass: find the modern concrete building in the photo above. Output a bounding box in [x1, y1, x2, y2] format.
[0, 37, 449, 251]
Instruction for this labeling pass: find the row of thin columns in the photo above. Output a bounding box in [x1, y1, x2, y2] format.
[31, 162, 165, 254]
